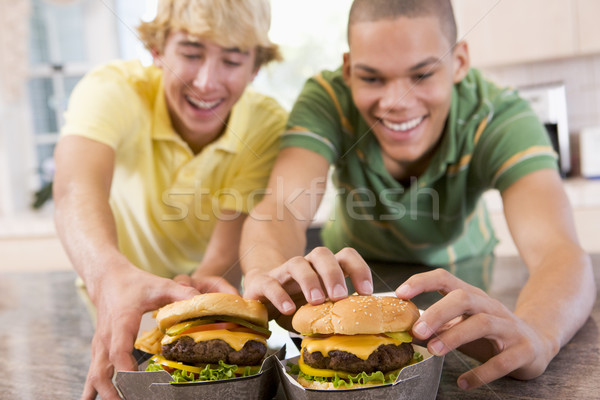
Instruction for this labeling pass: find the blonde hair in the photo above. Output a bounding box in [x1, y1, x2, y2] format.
[137, 0, 281, 67]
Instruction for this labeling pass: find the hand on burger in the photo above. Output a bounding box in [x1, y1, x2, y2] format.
[82, 261, 237, 400]
[395, 268, 555, 390]
[243, 247, 374, 322]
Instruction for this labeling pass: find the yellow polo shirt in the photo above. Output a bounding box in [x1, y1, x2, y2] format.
[61, 60, 287, 277]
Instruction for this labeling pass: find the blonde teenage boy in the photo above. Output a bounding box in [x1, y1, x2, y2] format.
[53, 1, 286, 398]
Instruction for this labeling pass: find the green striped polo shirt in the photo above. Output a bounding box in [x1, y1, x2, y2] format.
[281, 68, 558, 265]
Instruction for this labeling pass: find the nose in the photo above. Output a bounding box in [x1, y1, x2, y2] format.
[379, 79, 416, 110]
[192, 59, 219, 92]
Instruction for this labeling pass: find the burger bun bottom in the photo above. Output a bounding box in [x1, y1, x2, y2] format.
[297, 376, 386, 390]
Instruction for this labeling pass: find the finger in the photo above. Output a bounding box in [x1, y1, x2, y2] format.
[173, 274, 193, 287]
[458, 350, 522, 390]
[335, 247, 373, 295]
[414, 287, 495, 340]
[285, 254, 331, 303]
[82, 365, 122, 400]
[426, 313, 503, 357]
[109, 313, 139, 372]
[193, 275, 239, 295]
[80, 372, 99, 400]
[149, 281, 199, 308]
[244, 275, 297, 315]
[83, 335, 123, 400]
[305, 247, 348, 301]
[395, 268, 468, 299]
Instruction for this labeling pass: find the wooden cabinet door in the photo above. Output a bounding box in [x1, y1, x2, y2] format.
[452, 0, 577, 67]
[575, 0, 600, 54]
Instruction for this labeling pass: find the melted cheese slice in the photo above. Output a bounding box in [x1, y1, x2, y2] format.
[161, 329, 267, 351]
[298, 353, 349, 378]
[302, 334, 408, 360]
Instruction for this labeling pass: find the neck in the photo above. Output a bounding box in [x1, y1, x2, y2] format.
[168, 112, 228, 156]
[383, 155, 429, 182]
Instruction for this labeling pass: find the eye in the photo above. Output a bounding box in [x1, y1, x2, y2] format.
[223, 59, 243, 67]
[181, 53, 201, 60]
[413, 72, 433, 82]
[359, 75, 382, 84]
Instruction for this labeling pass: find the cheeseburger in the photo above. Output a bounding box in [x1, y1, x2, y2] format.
[291, 295, 421, 389]
[135, 292, 271, 382]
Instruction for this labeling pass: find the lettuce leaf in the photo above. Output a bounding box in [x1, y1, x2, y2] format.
[413, 351, 424, 363]
[287, 352, 424, 389]
[146, 359, 257, 383]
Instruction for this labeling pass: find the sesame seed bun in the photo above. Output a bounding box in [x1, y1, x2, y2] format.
[291, 295, 419, 335]
[155, 292, 268, 332]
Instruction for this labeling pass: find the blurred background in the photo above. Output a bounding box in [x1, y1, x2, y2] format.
[0, 0, 599, 271]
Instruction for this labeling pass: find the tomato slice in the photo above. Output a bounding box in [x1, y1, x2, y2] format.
[180, 322, 240, 335]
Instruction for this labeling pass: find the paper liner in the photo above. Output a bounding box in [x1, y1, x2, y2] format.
[115, 346, 286, 400]
[277, 345, 443, 400]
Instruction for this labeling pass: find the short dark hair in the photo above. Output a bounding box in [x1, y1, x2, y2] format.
[348, 0, 457, 46]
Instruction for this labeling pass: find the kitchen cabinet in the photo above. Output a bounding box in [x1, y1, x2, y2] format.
[576, 0, 600, 54]
[452, 0, 590, 67]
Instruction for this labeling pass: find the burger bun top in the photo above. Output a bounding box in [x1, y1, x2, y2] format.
[292, 295, 419, 335]
[156, 292, 268, 332]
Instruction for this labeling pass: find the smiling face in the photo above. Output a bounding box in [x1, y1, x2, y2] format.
[343, 16, 469, 180]
[154, 32, 259, 153]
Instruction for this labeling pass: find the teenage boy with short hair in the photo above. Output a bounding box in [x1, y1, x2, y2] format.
[241, 0, 595, 390]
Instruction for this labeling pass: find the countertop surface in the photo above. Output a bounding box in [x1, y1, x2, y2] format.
[0, 254, 598, 399]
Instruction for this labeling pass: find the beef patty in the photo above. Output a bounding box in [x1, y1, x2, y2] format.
[302, 342, 414, 374]
[162, 337, 266, 366]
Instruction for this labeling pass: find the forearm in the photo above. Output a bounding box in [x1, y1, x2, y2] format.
[240, 147, 330, 277]
[240, 206, 309, 277]
[182, 212, 244, 285]
[500, 171, 597, 364]
[515, 244, 595, 360]
[54, 183, 132, 300]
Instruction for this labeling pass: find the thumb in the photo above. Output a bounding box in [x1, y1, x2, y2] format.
[151, 281, 200, 309]
[169, 283, 201, 301]
[194, 275, 239, 295]
[111, 336, 138, 372]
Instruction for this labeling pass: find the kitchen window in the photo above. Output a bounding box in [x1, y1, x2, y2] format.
[28, 0, 91, 188]
[3, 0, 120, 214]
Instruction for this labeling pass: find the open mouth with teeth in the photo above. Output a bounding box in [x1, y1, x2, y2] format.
[381, 116, 425, 132]
[186, 95, 223, 110]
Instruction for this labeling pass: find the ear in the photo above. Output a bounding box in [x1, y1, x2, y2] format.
[451, 41, 470, 83]
[249, 66, 260, 83]
[342, 52, 351, 85]
[151, 48, 164, 68]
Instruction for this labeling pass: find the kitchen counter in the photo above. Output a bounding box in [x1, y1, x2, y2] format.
[0, 254, 598, 399]
[0, 269, 93, 399]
